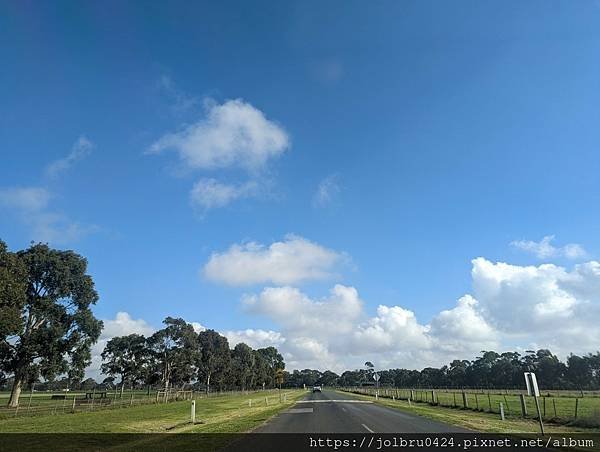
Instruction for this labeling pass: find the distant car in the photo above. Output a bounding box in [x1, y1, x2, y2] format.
[312, 385, 322, 392]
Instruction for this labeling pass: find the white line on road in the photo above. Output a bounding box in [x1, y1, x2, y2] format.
[297, 400, 373, 404]
[361, 423, 375, 433]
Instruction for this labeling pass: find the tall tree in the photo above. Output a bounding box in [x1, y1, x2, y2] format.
[197, 329, 231, 393]
[101, 333, 147, 395]
[147, 317, 197, 390]
[0, 242, 102, 407]
[231, 343, 255, 390]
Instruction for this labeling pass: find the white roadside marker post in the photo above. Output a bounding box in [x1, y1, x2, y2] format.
[191, 400, 196, 424]
[525, 372, 545, 436]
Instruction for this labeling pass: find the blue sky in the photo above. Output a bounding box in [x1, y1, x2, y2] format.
[2, 1, 600, 373]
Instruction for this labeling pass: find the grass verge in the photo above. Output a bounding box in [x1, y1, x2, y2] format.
[0, 390, 305, 433]
[335, 390, 600, 434]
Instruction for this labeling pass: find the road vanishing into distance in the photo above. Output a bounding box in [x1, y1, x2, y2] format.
[257, 389, 471, 433]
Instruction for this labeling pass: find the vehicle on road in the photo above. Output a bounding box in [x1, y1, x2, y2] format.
[312, 386, 322, 392]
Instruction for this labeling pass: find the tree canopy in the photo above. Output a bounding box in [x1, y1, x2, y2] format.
[0, 241, 102, 407]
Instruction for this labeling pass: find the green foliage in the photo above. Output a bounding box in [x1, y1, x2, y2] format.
[197, 329, 231, 393]
[0, 241, 102, 407]
[146, 317, 198, 390]
[101, 334, 148, 390]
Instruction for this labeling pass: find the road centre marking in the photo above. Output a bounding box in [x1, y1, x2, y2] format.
[286, 408, 314, 413]
[362, 423, 375, 433]
[297, 400, 372, 404]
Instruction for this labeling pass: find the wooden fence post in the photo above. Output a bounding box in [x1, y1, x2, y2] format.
[500, 403, 505, 421]
[462, 392, 468, 409]
[519, 394, 528, 417]
[575, 398, 579, 419]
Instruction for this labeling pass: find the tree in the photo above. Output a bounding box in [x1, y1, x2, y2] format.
[197, 329, 231, 393]
[231, 343, 255, 390]
[255, 347, 284, 388]
[101, 334, 147, 396]
[147, 317, 197, 390]
[0, 242, 102, 407]
[80, 377, 97, 391]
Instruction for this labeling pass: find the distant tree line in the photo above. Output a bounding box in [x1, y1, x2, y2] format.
[280, 350, 600, 391]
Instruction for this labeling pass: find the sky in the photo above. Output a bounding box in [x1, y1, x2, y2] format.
[1, 1, 600, 377]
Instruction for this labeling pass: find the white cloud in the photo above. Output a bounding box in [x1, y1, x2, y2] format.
[237, 255, 600, 371]
[203, 235, 347, 286]
[312, 173, 341, 207]
[45, 136, 94, 179]
[470, 257, 600, 354]
[223, 329, 285, 349]
[148, 99, 289, 172]
[429, 295, 498, 354]
[511, 235, 587, 260]
[191, 322, 207, 334]
[189, 178, 258, 210]
[0, 187, 52, 211]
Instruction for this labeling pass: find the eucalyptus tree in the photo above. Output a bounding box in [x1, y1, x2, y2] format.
[0, 241, 102, 407]
[231, 342, 255, 390]
[147, 317, 198, 390]
[101, 333, 147, 395]
[197, 329, 231, 393]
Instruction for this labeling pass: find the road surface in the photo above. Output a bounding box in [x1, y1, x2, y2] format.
[256, 389, 471, 433]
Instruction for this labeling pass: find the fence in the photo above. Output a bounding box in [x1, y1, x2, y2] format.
[341, 387, 600, 427]
[0, 389, 264, 420]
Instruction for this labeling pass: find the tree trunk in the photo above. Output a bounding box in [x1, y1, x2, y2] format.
[120, 381, 125, 398]
[206, 374, 211, 395]
[8, 376, 23, 408]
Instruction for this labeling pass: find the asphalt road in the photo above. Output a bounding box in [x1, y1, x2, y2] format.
[256, 389, 471, 433]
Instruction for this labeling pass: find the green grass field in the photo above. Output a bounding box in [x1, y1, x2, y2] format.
[0, 389, 305, 433]
[339, 389, 600, 433]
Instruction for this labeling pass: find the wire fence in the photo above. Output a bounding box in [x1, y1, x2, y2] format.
[0, 389, 266, 420]
[341, 387, 600, 427]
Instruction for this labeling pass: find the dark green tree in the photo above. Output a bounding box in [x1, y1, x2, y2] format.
[1, 242, 102, 407]
[147, 317, 198, 390]
[231, 343, 255, 390]
[101, 333, 148, 396]
[197, 329, 231, 393]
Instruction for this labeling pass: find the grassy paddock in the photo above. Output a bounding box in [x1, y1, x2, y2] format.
[0, 389, 270, 420]
[339, 388, 600, 433]
[0, 389, 305, 433]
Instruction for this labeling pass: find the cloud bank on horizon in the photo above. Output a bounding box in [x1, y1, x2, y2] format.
[88, 235, 600, 377]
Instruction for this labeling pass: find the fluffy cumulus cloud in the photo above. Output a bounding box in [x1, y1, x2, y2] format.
[223, 329, 285, 350]
[149, 99, 289, 172]
[149, 98, 289, 211]
[203, 235, 346, 286]
[233, 257, 600, 372]
[470, 257, 600, 353]
[511, 235, 587, 260]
